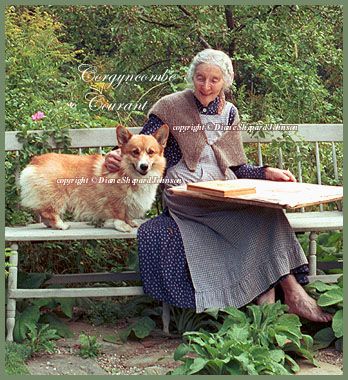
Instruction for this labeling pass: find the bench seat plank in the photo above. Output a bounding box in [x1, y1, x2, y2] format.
[5, 220, 144, 241]
[5, 211, 342, 242]
[286, 211, 343, 232]
[9, 286, 144, 298]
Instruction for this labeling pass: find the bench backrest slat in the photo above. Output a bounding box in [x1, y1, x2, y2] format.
[257, 142, 263, 166]
[315, 142, 324, 212]
[5, 124, 343, 151]
[296, 145, 305, 213]
[332, 142, 339, 181]
[278, 147, 283, 169]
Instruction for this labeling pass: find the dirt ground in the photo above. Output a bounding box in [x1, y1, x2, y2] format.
[26, 319, 343, 375]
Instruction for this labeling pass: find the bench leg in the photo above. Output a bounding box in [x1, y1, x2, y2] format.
[308, 232, 318, 277]
[6, 243, 18, 342]
[162, 302, 170, 335]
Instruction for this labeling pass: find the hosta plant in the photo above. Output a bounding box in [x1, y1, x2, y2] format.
[170, 301, 317, 375]
[305, 276, 343, 352]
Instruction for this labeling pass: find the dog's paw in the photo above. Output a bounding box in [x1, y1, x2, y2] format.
[113, 220, 132, 232]
[127, 219, 139, 228]
[55, 221, 71, 230]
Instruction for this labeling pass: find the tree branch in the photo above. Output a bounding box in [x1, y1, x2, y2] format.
[177, 5, 212, 49]
[137, 15, 181, 29]
[136, 59, 172, 75]
[224, 5, 236, 58]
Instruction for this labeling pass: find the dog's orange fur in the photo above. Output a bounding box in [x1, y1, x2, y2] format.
[20, 125, 169, 232]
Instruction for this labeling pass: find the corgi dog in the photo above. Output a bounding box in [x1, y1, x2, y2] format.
[19, 124, 169, 232]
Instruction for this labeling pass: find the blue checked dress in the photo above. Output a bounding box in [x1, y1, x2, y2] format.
[137, 95, 309, 310]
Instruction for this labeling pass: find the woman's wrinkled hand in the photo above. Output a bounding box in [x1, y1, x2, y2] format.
[104, 149, 122, 172]
[264, 167, 297, 182]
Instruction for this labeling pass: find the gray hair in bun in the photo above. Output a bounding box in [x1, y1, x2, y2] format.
[186, 49, 234, 89]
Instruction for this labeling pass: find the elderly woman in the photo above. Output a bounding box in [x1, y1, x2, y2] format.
[106, 49, 331, 322]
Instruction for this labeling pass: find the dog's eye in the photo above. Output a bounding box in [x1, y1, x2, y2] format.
[132, 149, 140, 156]
[147, 149, 155, 155]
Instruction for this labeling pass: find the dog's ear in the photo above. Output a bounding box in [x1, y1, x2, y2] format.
[153, 124, 169, 148]
[116, 125, 133, 146]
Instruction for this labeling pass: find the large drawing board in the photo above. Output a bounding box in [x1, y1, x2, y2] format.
[169, 179, 343, 209]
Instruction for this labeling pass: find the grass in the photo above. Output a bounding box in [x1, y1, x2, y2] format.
[5, 342, 32, 375]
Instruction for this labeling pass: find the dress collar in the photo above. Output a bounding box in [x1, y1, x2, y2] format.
[193, 94, 220, 115]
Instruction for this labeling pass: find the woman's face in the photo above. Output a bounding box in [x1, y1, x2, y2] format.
[193, 63, 225, 106]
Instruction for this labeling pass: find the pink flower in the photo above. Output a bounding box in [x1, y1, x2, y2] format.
[31, 111, 46, 121]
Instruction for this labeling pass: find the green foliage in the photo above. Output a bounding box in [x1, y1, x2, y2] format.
[47, 5, 342, 126]
[5, 248, 13, 278]
[5, 342, 31, 375]
[170, 306, 218, 335]
[13, 288, 75, 343]
[305, 276, 343, 351]
[297, 230, 343, 266]
[170, 302, 316, 375]
[86, 296, 156, 326]
[118, 316, 156, 342]
[25, 323, 60, 354]
[79, 333, 101, 358]
[5, 6, 81, 131]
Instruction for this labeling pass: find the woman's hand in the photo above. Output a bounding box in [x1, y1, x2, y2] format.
[264, 167, 297, 182]
[104, 149, 122, 172]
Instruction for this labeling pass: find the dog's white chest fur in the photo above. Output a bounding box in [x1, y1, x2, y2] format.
[125, 182, 158, 219]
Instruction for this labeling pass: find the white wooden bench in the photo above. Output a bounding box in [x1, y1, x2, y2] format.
[5, 124, 343, 341]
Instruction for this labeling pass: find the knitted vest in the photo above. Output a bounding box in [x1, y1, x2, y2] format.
[147, 89, 247, 174]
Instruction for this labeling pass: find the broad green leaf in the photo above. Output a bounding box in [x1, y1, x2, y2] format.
[332, 309, 343, 338]
[221, 307, 247, 324]
[269, 349, 285, 363]
[187, 357, 208, 375]
[276, 313, 301, 328]
[305, 281, 340, 293]
[118, 316, 155, 342]
[284, 354, 300, 373]
[267, 361, 291, 375]
[337, 275, 343, 288]
[132, 316, 156, 338]
[275, 333, 289, 347]
[191, 343, 208, 358]
[225, 363, 243, 375]
[228, 325, 250, 342]
[317, 288, 343, 306]
[170, 358, 194, 375]
[173, 343, 191, 361]
[204, 308, 220, 319]
[246, 305, 262, 328]
[118, 326, 132, 343]
[39, 313, 73, 338]
[235, 352, 258, 375]
[54, 297, 75, 319]
[13, 305, 40, 342]
[313, 327, 335, 349]
[204, 344, 220, 358]
[301, 334, 314, 350]
[335, 337, 343, 352]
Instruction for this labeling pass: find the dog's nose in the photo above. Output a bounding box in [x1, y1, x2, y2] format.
[140, 163, 148, 171]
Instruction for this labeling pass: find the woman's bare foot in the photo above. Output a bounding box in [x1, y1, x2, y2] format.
[281, 275, 332, 322]
[257, 287, 275, 305]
